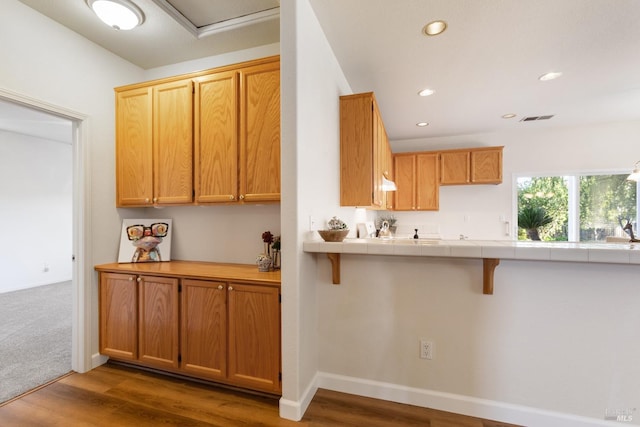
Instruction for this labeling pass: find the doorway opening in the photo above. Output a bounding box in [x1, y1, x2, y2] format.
[0, 89, 89, 402]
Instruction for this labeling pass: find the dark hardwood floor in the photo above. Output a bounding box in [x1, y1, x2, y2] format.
[0, 363, 520, 426]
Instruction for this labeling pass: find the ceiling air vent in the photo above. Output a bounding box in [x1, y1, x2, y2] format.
[520, 115, 554, 122]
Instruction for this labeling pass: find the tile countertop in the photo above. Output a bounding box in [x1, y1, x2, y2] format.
[303, 238, 640, 265]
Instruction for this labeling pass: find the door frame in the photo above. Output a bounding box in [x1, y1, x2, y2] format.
[0, 88, 91, 373]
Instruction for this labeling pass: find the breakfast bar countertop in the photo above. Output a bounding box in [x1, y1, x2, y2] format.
[303, 238, 640, 265]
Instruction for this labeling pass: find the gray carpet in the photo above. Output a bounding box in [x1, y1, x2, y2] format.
[0, 281, 72, 403]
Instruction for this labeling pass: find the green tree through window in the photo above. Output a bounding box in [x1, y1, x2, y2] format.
[517, 174, 637, 242]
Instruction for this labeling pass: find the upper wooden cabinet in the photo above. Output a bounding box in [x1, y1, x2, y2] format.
[116, 80, 193, 207]
[394, 152, 439, 211]
[194, 59, 280, 204]
[440, 146, 503, 185]
[115, 56, 280, 207]
[340, 92, 394, 209]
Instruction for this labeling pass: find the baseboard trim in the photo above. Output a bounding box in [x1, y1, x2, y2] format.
[316, 372, 618, 427]
[279, 372, 319, 421]
[91, 353, 108, 370]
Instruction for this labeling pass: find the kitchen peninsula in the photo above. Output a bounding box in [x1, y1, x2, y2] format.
[304, 238, 640, 293]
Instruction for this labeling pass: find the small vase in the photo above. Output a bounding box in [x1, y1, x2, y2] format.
[272, 249, 280, 270]
[256, 253, 273, 272]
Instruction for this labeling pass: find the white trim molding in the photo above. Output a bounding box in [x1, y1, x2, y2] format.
[0, 87, 91, 374]
[279, 372, 318, 421]
[316, 372, 622, 427]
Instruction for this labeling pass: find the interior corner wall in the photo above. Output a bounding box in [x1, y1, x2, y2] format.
[0, 131, 72, 293]
[279, 0, 352, 420]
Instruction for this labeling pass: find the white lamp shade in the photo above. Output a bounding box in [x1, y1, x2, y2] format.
[381, 176, 397, 191]
[627, 161, 640, 182]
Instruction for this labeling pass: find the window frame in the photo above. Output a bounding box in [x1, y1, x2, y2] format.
[512, 169, 640, 242]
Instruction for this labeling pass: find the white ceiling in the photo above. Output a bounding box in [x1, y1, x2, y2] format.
[0, 99, 72, 144]
[8, 0, 640, 143]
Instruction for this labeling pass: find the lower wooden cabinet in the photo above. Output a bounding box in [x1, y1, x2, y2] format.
[97, 263, 281, 394]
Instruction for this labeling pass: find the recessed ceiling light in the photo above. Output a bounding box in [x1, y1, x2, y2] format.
[502, 113, 517, 119]
[86, 0, 145, 30]
[418, 88, 435, 97]
[416, 122, 429, 127]
[422, 20, 447, 36]
[539, 72, 563, 81]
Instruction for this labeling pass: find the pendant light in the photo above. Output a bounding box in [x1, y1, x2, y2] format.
[627, 161, 640, 181]
[86, 0, 145, 30]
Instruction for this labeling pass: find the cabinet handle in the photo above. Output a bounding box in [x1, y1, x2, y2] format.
[217, 285, 224, 290]
[239, 195, 245, 200]
[228, 286, 233, 291]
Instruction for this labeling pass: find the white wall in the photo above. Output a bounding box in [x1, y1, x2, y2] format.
[0, 131, 72, 293]
[279, 0, 354, 420]
[312, 120, 640, 426]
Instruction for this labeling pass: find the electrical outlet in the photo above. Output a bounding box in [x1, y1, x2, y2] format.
[420, 340, 434, 360]
[309, 215, 317, 231]
[43, 263, 50, 273]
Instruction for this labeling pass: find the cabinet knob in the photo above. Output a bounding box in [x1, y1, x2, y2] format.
[217, 284, 224, 290]
[228, 286, 233, 291]
[145, 198, 150, 203]
[229, 195, 235, 200]
[239, 195, 245, 200]
[129, 277, 134, 281]
[153, 197, 157, 203]
[136, 277, 141, 282]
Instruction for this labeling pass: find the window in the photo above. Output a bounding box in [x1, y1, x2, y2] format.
[516, 173, 638, 242]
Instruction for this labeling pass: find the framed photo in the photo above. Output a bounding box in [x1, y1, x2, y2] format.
[118, 219, 172, 263]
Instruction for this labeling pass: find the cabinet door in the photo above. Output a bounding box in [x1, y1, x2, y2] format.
[239, 61, 281, 202]
[471, 148, 502, 184]
[153, 79, 193, 205]
[99, 272, 138, 360]
[116, 87, 153, 207]
[138, 275, 179, 369]
[181, 279, 227, 380]
[228, 283, 281, 393]
[416, 153, 439, 210]
[440, 151, 470, 185]
[394, 154, 416, 210]
[194, 71, 239, 203]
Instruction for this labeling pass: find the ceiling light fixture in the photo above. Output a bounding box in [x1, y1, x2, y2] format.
[539, 71, 563, 81]
[418, 88, 435, 97]
[502, 113, 517, 119]
[416, 122, 429, 127]
[86, 0, 145, 30]
[422, 20, 447, 36]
